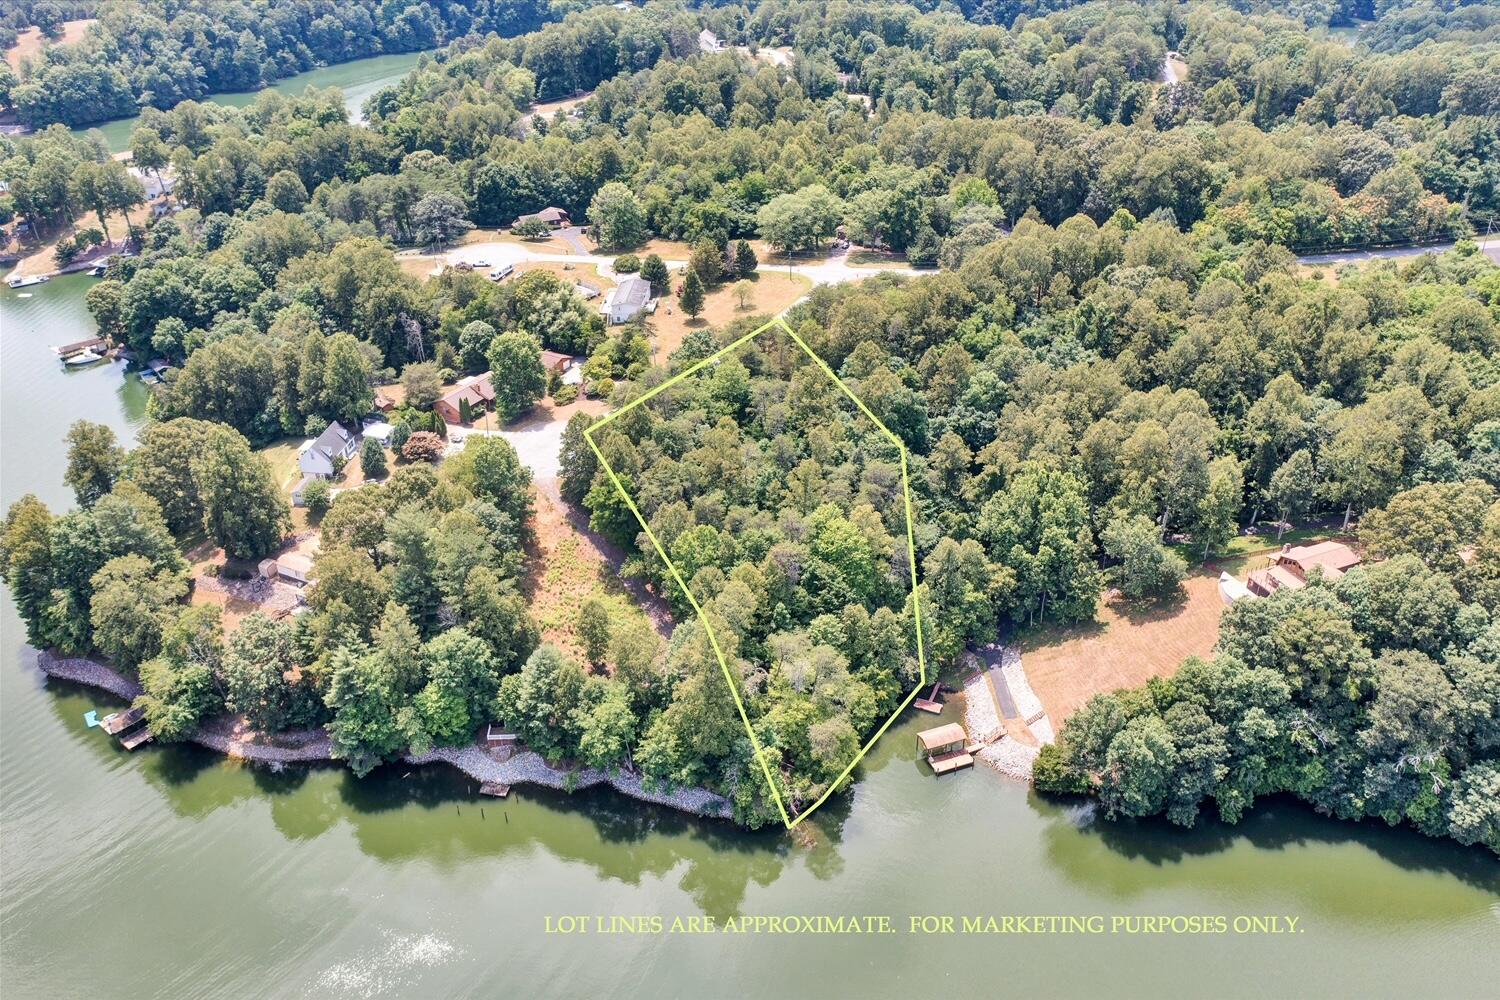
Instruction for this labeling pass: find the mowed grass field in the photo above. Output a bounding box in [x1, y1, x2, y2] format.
[1020, 530, 1343, 724]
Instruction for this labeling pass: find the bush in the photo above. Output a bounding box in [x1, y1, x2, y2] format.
[301, 477, 332, 514]
[389, 419, 412, 452]
[303, 414, 329, 437]
[515, 218, 551, 239]
[360, 437, 388, 480]
[554, 383, 579, 405]
[1033, 743, 1089, 794]
[402, 431, 446, 463]
[613, 253, 640, 273]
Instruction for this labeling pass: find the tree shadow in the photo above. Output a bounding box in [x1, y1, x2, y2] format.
[1112, 586, 1191, 625]
[1036, 789, 1500, 897]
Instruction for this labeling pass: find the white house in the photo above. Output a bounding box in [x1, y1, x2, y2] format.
[698, 29, 725, 52]
[602, 274, 654, 324]
[298, 422, 357, 479]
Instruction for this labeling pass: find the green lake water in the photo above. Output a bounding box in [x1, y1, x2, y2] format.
[1, 278, 1497, 998]
[71, 51, 429, 153]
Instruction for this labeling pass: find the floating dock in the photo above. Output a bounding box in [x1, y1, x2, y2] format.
[119, 728, 155, 751]
[479, 782, 511, 798]
[913, 682, 943, 714]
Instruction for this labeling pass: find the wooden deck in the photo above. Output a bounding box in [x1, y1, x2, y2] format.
[913, 682, 944, 714]
[927, 750, 974, 775]
[119, 728, 155, 751]
[479, 782, 511, 797]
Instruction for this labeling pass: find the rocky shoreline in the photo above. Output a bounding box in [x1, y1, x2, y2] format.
[34, 650, 732, 820]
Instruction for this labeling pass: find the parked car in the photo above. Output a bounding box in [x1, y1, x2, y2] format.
[489, 263, 515, 281]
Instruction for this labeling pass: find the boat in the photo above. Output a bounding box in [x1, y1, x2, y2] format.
[63, 349, 104, 366]
[6, 274, 48, 288]
[87, 263, 107, 277]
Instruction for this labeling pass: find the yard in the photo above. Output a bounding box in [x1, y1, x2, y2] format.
[646, 270, 811, 358]
[5, 19, 95, 70]
[1019, 530, 1343, 724]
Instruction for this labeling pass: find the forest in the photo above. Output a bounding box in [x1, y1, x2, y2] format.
[0, 0, 1496, 842]
[0, 0, 553, 127]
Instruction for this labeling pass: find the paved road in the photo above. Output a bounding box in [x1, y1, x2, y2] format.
[1296, 234, 1500, 267]
[428, 242, 919, 291]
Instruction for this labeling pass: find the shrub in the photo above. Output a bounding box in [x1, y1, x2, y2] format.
[613, 253, 640, 273]
[359, 437, 388, 480]
[554, 383, 579, 405]
[402, 431, 446, 463]
[301, 477, 332, 514]
[515, 218, 551, 239]
[303, 414, 329, 437]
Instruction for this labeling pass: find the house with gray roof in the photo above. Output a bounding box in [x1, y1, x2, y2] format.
[298, 422, 357, 479]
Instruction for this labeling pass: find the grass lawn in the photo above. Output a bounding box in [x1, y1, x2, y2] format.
[257, 437, 306, 493]
[645, 270, 811, 359]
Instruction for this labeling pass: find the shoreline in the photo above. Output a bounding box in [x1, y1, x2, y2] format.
[34, 650, 732, 820]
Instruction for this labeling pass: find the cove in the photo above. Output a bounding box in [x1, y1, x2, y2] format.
[68, 50, 431, 153]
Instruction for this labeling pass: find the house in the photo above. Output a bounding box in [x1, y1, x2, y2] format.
[539, 350, 572, 377]
[602, 274, 654, 324]
[698, 28, 725, 52]
[513, 206, 571, 229]
[434, 372, 496, 425]
[1246, 540, 1361, 597]
[298, 422, 357, 479]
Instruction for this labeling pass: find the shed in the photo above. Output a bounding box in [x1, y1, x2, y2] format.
[539, 350, 572, 375]
[276, 552, 315, 585]
[100, 706, 146, 735]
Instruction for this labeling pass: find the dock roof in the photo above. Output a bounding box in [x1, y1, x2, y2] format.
[916, 722, 967, 751]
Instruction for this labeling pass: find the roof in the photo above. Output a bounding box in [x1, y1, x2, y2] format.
[304, 422, 353, 459]
[1218, 571, 1252, 604]
[278, 552, 315, 575]
[100, 706, 147, 735]
[517, 206, 569, 224]
[539, 350, 572, 371]
[438, 373, 496, 411]
[611, 274, 652, 312]
[1248, 565, 1305, 594]
[1281, 541, 1360, 576]
[916, 723, 967, 751]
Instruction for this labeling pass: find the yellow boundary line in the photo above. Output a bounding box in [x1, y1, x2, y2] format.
[584, 317, 927, 829]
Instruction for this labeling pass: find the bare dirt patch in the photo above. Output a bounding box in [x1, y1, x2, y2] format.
[5, 19, 95, 71]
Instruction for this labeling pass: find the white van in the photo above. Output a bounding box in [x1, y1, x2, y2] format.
[489, 264, 515, 281]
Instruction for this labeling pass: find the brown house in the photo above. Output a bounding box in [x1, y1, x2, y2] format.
[1246, 541, 1361, 597]
[434, 373, 496, 425]
[513, 206, 571, 229]
[539, 350, 572, 375]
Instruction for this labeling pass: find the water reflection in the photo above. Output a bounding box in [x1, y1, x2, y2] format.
[1035, 788, 1500, 914]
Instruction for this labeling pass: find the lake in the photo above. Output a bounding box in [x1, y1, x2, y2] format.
[70, 51, 430, 153]
[0, 277, 1496, 998]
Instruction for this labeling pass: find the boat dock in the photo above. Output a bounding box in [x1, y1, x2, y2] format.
[912, 682, 943, 714]
[479, 782, 511, 798]
[119, 728, 155, 751]
[99, 705, 154, 750]
[99, 706, 146, 735]
[928, 749, 975, 774]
